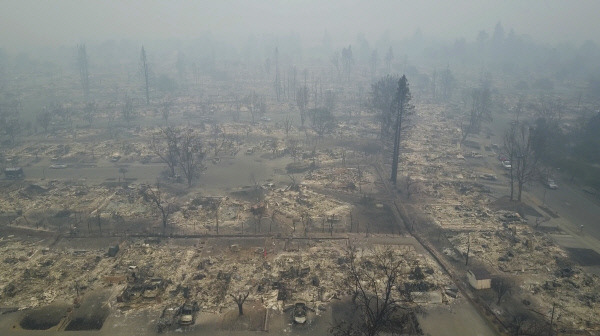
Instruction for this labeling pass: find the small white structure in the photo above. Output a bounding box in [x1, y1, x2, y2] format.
[467, 268, 491, 289]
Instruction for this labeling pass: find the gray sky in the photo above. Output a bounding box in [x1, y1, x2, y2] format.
[1, 0, 599, 51]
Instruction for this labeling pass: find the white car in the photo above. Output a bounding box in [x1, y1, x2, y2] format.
[50, 164, 68, 169]
[501, 161, 512, 170]
[545, 179, 558, 190]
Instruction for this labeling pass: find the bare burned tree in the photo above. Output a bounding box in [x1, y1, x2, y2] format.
[118, 166, 128, 181]
[209, 129, 234, 158]
[268, 137, 279, 157]
[509, 313, 529, 336]
[150, 127, 180, 178]
[287, 138, 301, 162]
[460, 78, 493, 144]
[274, 47, 281, 101]
[176, 51, 186, 87]
[78, 44, 90, 102]
[324, 89, 336, 113]
[229, 291, 250, 316]
[491, 277, 512, 305]
[142, 182, 175, 234]
[1, 98, 22, 145]
[504, 123, 518, 200]
[384, 47, 393, 74]
[505, 122, 538, 201]
[535, 95, 564, 122]
[4, 118, 21, 146]
[370, 75, 399, 139]
[296, 86, 309, 127]
[122, 94, 134, 124]
[508, 311, 548, 336]
[333, 247, 408, 336]
[231, 94, 242, 122]
[245, 92, 265, 124]
[83, 101, 97, 126]
[161, 100, 173, 124]
[177, 128, 206, 187]
[331, 51, 341, 80]
[431, 68, 438, 100]
[512, 95, 525, 123]
[283, 115, 293, 136]
[52, 103, 71, 126]
[369, 50, 378, 79]
[341, 45, 353, 80]
[438, 66, 455, 102]
[404, 175, 419, 200]
[37, 107, 52, 133]
[140, 46, 150, 105]
[309, 108, 336, 139]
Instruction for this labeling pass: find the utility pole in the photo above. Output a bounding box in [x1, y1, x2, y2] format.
[465, 233, 471, 266]
[549, 302, 556, 335]
[215, 203, 219, 235]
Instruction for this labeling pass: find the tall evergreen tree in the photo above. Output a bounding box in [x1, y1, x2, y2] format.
[391, 75, 413, 184]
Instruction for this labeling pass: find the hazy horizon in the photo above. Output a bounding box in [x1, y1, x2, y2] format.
[1, 0, 599, 52]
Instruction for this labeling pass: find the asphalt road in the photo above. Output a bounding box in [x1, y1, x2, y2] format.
[530, 176, 600, 234]
[12, 152, 294, 195]
[484, 114, 600, 258]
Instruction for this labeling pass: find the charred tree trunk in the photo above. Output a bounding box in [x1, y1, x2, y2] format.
[230, 292, 250, 316]
[141, 46, 150, 105]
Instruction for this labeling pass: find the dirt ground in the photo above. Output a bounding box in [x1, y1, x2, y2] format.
[418, 299, 497, 336]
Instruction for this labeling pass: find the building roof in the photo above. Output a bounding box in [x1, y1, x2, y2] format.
[469, 268, 491, 280]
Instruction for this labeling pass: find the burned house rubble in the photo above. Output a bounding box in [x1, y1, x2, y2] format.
[1, 11, 600, 334]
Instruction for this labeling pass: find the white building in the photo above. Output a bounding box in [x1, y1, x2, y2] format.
[467, 268, 491, 289]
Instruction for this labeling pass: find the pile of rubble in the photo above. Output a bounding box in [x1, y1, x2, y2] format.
[304, 166, 375, 192]
[396, 102, 600, 331]
[0, 235, 455, 319]
[0, 238, 115, 309]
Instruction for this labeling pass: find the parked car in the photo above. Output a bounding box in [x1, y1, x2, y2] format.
[293, 302, 308, 324]
[142, 278, 164, 299]
[50, 163, 68, 169]
[480, 173, 497, 181]
[501, 161, 512, 170]
[179, 302, 199, 326]
[545, 178, 558, 190]
[156, 306, 180, 332]
[4, 167, 24, 179]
